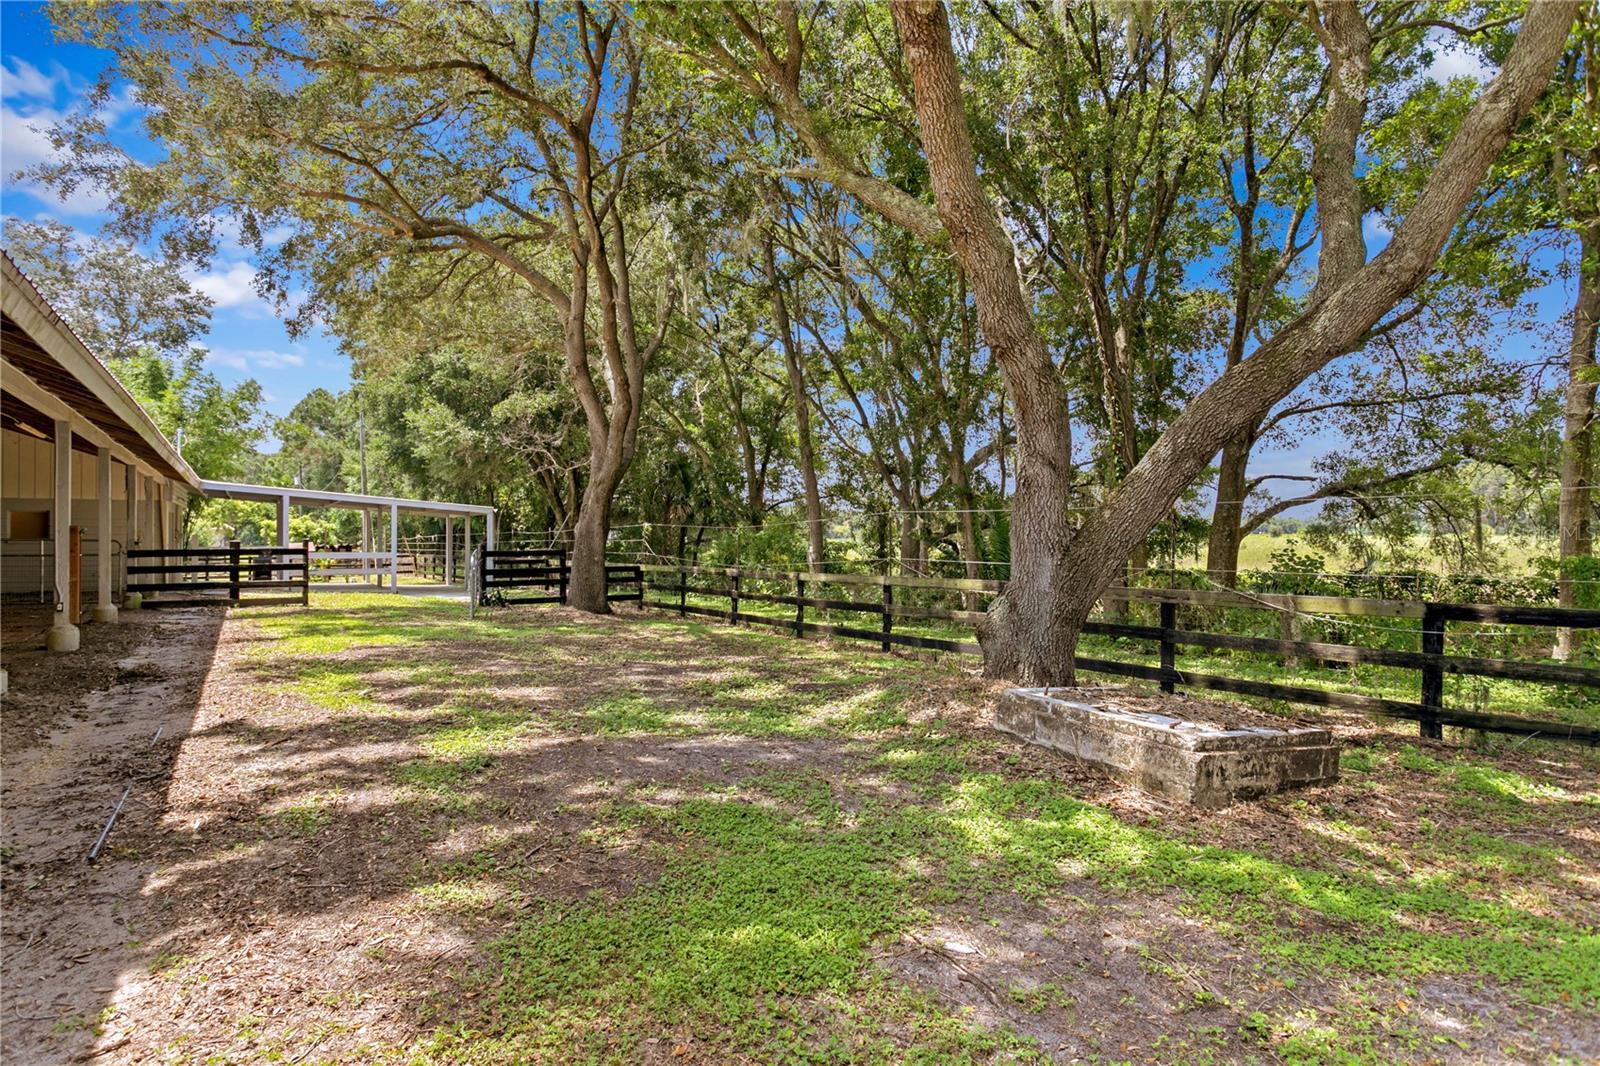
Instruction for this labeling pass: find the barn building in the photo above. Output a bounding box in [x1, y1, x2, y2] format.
[2, 250, 200, 658]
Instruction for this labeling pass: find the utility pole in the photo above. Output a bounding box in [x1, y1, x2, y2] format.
[358, 392, 372, 569]
[357, 397, 368, 495]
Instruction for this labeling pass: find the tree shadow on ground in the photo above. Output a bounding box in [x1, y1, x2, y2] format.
[28, 596, 1600, 1064]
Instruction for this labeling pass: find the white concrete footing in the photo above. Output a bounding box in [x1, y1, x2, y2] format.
[123, 592, 143, 610]
[92, 605, 119, 624]
[46, 624, 81, 653]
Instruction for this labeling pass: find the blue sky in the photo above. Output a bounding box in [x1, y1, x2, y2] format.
[1, 2, 348, 428]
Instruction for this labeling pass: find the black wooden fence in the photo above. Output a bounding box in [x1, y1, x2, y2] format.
[637, 563, 1600, 745]
[475, 548, 643, 607]
[126, 541, 310, 608]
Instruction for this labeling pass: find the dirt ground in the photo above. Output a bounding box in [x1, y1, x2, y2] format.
[2, 603, 224, 1063]
[2, 597, 1596, 1064]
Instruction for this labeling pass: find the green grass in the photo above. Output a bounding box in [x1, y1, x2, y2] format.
[586, 691, 687, 736]
[215, 593, 1599, 1064]
[419, 761, 1596, 1062]
[1176, 531, 1550, 575]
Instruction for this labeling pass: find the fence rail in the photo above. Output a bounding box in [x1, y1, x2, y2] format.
[635, 563, 1600, 745]
[126, 541, 310, 607]
[308, 550, 416, 582]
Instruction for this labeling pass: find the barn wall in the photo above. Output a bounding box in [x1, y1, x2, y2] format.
[1, 426, 193, 598]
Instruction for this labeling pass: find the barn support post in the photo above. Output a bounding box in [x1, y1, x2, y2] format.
[123, 463, 142, 608]
[143, 476, 162, 590]
[47, 419, 78, 652]
[486, 509, 497, 550]
[154, 478, 167, 551]
[389, 504, 400, 591]
[92, 447, 117, 623]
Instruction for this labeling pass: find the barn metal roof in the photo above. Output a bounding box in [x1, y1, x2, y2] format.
[1, 250, 201, 489]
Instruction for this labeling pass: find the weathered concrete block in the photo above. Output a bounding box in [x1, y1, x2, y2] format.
[994, 688, 1339, 807]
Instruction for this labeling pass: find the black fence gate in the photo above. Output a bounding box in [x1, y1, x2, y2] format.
[126, 542, 310, 607]
[471, 547, 642, 609]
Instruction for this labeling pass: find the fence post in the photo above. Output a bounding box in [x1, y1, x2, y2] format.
[1420, 603, 1445, 739]
[1159, 601, 1176, 694]
[300, 541, 311, 607]
[558, 548, 568, 605]
[229, 539, 241, 603]
[678, 565, 687, 617]
[795, 574, 806, 638]
[730, 569, 741, 626]
[68, 526, 81, 624]
[1280, 611, 1303, 670]
[881, 579, 893, 653]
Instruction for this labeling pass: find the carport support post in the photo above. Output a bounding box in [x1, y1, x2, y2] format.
[123, 463, 142, 608]
[389, 504, 400, 591]
[276, 492, 290, 582]
[47, 419, 79, 652]
[92, 447, 117, 623]
[143, 476, 159, 589]
[486, 509, 497, 550]
[361, 510, 373, 585]
[445, 516, 454, 584]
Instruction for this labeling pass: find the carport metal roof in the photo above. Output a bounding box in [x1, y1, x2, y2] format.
[199, 480, 496, 518]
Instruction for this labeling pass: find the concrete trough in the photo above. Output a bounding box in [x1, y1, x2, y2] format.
[994, 688, 1339, 807]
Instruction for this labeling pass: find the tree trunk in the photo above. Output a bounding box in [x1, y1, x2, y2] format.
[891, 0, 1574, 684]
[898, 514, 924, 577]
[1556, 229, 1598, 659]
[764, 236, 826, 570]
[568, 461, 621, 613]
[1206, 433, 1252, 584]
[893, 1, 1079, 684]
[952, 461, 982, 610]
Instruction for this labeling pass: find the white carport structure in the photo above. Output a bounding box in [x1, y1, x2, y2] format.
[197, 480, 495, 591]
[2, 251, 202, 657]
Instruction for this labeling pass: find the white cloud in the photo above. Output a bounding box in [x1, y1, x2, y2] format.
[1, 58, 60, 102]
[95, 84, 143, 126]
[184, 261, 270, 312]
[1, 101, 111, 216]
[1, 68, 144, 218]
[208, 214, 296, 254]
[1424, 30, 1495, 85]
[1, 102, 60, 171]
[1362, 212, 1393, 242]
[204, 345, 307, 371]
